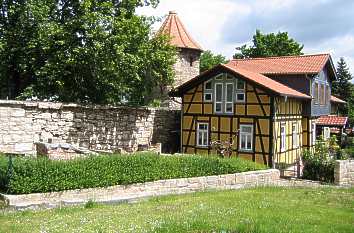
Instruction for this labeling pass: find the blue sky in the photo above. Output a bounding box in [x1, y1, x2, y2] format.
[138, 0, 354, 79]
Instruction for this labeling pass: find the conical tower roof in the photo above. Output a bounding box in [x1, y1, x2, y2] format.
[158, 11, 203, 51]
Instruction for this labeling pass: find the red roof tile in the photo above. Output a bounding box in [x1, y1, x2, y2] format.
[316, 115, 348, 126]
[228, 54, 330, 75]
[331, 95, 346, 104]
[171, 64, 311, 99]
[158, 11, 202, 51]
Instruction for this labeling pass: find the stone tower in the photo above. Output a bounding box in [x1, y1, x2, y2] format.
[157, 11, 203, 107]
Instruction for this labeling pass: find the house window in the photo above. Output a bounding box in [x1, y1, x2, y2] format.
[313, 82, 318, 104]
[204, 81, 212, 102]
[292, 123, 298, 148]
[215, 83, 223, 113]
[197, 123, 209, 147]
[235, 79, 245, 102]
[225, 83, 234, 113]
[280, 124, 286, 152]
[311, 123, 316, 145]
[239, 125, 253, 151]
[320, 84, 325, 105]
[325, 85, 330, 105]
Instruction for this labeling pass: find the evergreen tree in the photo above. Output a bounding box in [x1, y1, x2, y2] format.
[332, 57, 354, 117]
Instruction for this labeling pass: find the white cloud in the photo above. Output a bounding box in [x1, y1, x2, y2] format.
[138, 0, 354, 79]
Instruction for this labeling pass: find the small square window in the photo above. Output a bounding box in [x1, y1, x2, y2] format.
[204, 93, 212, 102]
[225, 103, 233, 113]
[236, 93, 245, 102]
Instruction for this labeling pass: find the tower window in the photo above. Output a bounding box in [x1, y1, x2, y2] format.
[189, 56, 194, 66]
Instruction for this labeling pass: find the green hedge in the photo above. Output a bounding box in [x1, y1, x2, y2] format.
[0, 153, 266, 195]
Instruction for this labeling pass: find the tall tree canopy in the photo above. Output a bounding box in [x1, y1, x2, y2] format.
[200, 50, 228, 73]
[332, 58, 354, 121]
[233, 30, 304, 59]
[0, 0, 176, 105]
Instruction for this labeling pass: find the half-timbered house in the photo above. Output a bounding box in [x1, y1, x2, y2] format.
[170, 55, 339, 167]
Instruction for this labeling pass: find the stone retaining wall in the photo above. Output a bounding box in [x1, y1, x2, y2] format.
[334, 160, 354, 186]
[1, 169, 280, 209]
[0, 100, 180, 155]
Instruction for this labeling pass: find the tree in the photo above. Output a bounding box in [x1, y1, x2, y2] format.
[332, 58, 354, 122]
[0, 0, 176, 105]
[233, 30, 304, 59]
[200, 50, 228, 72]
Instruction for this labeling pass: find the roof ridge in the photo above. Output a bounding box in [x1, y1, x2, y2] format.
[231, 53, 330, 61]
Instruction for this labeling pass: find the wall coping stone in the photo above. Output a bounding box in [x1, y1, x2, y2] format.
[0, 100, 177, 112]
[0, 169, 279, 210]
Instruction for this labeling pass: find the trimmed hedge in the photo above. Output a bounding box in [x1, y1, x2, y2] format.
[0, 153, 266, 195]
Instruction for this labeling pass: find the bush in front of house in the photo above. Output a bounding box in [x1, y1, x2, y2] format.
[0, 153, 266, 195]
[302, 136, 337, 183]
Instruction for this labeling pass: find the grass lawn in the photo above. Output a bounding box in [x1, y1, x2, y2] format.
[0, 187, 353, 233]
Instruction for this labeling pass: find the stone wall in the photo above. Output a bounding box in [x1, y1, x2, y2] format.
[0, 100, 180, 155]
[334, 160, 354, 186]
[1, 169, 280, 209]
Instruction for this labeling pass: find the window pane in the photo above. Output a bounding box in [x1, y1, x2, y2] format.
[203, 132, 208, 145]
[226, 84, 233, 101]
[241, 136, 246, 149]
[226, 103, 233, 113]
[237, 79, 245, 90]
[205, 81, 212, 90]
[236, 93, 245, 101]
[246, 135, 252, 149]
[215, 103, 222, 112]
[215, 84, 223, 101]
[204, 93, 212, 101]
[241, 126, 252, 133]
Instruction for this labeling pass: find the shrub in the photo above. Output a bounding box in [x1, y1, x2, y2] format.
[0, 153, 266, 195]
[302, 137, 336, 183]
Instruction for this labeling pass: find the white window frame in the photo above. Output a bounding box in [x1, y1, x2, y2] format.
[197, 122, 209, 147]
[312, 122, 316, 145]
[214, 83, 223, 113]
[204, 81, 213, 102]
[292, 123, 299, 149]
[239, 124, 253, 151]
[225, 82, 234, 113]
[235, 79, 245, 103]
[280, 123, 286, 152]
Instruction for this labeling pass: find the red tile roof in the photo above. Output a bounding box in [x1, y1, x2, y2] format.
[223, 64, 311, 99]
[228, 54, 330, 75]
[316, 115, 348, 126]
[171, 64, 311, 99]
[158, 11, 202, 51]
[331, 95, 346, 104]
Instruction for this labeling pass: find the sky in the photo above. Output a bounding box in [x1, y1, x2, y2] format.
[137, 0, 354, 77]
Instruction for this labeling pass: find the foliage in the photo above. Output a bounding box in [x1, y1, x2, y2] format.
[0, 0, 176, 105]
[200, 50, 228, 72]
[0, 153, 265, 194]
[210, 136, 236, 158]
[1, 187, 353, 233]
[233, 30, 304, 59]
[332, 57, 354, 123]
[302, 136, 338, 183]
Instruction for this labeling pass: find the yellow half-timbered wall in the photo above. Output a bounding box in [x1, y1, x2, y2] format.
[273, 97, 303, 164]
[181, 73, 272, 165]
